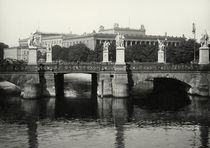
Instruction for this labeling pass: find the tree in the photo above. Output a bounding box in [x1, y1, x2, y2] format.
[167, 39, 200, 64]
[0, 42, 9, 60]
[67, 44, 90, 62]
[52, 44, 91, 62]
[89, 44, 103, 62]
[125, 44, 158, 62]
[52, 45, 62, 61]
[109, 41, 116, 62]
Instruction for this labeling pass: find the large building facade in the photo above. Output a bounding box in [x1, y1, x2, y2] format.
[19, 24, 184, 51]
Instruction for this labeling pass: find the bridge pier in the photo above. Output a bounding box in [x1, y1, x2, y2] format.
[112, 73, 129, 97]
[23, 74, 41, 99]
[189, 73, 209, 96]
[112, 64, 129, 98]
[97, 73, 113, 97]
[91, 73, 98, 98]
[54, 73, 64, 97]
[97, 64, 129, 98]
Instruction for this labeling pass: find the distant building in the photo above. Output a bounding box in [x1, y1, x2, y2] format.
[19, 24, 184, 50]
[4, 47, 28, 61]
[4, 47, 19, 60]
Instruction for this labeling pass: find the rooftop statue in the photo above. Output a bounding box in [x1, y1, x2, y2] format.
[200, 30, 209, 47]
[115, 33, 125, 47]
[157, 39, 165, 51]
[103, 41, 110, 52]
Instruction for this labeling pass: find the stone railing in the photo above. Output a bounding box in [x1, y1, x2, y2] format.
[0, 62, 115, 73]
[1, 62, 210, 73]
[42, 62, 115, 73]
[129, 63, 210, 72]
[0, 64, 38, 72]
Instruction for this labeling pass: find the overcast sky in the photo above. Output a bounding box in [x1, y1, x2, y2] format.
[0, 0, 209, 46]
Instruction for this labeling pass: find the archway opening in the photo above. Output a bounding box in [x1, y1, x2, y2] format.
[153, 78, 191, 93]
[133, 78, 191, 110]
[63, 73, 92, 98]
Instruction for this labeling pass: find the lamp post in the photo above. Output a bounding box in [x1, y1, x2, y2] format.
[192, 23, 196, 63]
[164, 32, 167, 63]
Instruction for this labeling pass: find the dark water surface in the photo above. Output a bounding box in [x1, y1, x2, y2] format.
[0, 79, 209, 148]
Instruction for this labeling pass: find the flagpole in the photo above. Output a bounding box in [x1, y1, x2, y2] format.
[193, 32, 196, 63]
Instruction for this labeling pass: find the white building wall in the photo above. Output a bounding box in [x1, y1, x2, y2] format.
[4, 48, 18, 60]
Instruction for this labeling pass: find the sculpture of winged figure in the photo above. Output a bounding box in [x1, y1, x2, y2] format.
[115, 33, 125, 47]
[103, 41, 110, 51]
[157, 39, 165, 51]
[200, 30, 209, 47]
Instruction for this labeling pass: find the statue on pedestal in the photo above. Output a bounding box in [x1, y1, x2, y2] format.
[28, 34, 37, 48]
[200, 30, 209, 47]
[157, 39, 165, 51]
[115, 33, 125, 47]
[103, 41, 110, 52]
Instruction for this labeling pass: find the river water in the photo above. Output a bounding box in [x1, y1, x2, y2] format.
[0, 74, 209, 148]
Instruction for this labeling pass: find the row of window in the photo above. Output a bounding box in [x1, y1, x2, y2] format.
[43, 40, 62, 45]
[96, 40, 179, 46]
[62, 40, 89, 47]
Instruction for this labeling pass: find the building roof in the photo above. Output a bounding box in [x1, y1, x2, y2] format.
[100, 27, 145, 32]
[19, 38, 29, 42]
[125, 34, 184, 41]
[62, 33, 184, 41]
[34, 31, 64, 37]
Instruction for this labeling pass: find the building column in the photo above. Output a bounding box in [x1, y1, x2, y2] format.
[125, 41, 128, 47]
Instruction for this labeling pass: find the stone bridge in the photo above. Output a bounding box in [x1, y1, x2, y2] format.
[0, 62, 210, 98]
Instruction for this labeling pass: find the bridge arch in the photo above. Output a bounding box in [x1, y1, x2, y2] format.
[153, 77, 191, 93]
[131, 72, 210, 96]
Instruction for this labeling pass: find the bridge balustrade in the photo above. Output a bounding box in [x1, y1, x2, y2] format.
[129, 63, 210, 72]
[1, 62, 210, 73]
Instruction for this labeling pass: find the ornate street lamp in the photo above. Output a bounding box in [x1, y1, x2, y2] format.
[164, 32, 167, 63]
[192, 23, 196, 63]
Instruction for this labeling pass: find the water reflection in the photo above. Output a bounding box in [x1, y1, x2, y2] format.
[55, 97, 97, 119]
[97, 97, 131, 148]
[0, 94, 209, 148]
[27, 122, 38, 148]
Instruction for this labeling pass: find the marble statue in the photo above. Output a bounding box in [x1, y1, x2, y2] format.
[200, 30, 209, 47]
[103, 41, 110, 52]
[157, 39, 165, 51]
[27, 34, 37, 48]
[115, 33, 125, 47]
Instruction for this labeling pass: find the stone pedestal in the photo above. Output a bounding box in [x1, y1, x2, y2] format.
[46, 45, 52, 63]
[112, 73, 129, 98]
[103, 51, 109, 62]
[199, 46, 209, 64]
[46, 52, 52, 63]
[116, 47, 125, 64]
[97, 73, 112, 97]
[28, 47, 37, 65]
[158, 50, 165, 63]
